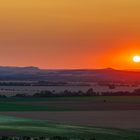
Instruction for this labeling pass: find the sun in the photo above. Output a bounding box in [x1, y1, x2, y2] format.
[133, 55, 140, 63]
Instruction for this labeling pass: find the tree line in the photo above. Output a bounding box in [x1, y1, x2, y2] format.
[4, 88, 140, 98]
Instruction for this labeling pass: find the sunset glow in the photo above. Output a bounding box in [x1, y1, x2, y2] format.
[133, 56, 140, 63]
[0, 0, 139, 69]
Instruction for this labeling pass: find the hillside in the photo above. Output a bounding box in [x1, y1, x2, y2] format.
[0, 66, 139, 82]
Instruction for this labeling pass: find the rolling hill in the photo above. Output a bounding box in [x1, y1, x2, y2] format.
[0, 66, 139, 82]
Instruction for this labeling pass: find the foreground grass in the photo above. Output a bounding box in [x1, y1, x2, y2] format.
[0, 115, 139, 140]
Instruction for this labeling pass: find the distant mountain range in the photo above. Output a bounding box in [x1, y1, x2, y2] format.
[0, 66, 139, 82]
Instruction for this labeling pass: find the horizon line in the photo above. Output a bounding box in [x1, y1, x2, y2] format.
[0, 65, 139, 71]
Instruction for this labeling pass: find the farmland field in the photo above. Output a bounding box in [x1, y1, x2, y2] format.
[0, 96, 139, 139]
[0, 115, 139, 140]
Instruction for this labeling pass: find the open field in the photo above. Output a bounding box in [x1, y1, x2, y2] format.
[1, 110, 140, 129]
[1, 101, 140, 111]
[0, 96, 139, 139]
[0, 96, 140, 111]
[1, 96, 140, 103]
[18, 101, 140, 111]
[0, 115, 139, 140]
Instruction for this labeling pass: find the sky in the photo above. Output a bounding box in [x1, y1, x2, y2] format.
[0, 0, 140, 69]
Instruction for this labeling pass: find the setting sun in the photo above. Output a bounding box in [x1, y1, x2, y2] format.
[133, 56, 140, 63]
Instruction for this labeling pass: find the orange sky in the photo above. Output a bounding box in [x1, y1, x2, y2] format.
[0, 0, 140, 69]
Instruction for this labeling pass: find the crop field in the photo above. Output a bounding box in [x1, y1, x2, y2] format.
[1, 110, 140, 129]
[0, 115, 139, 140]
[0, 96, 139, 139]
[0, 96, 140, 111]
[0, 96, 140, 103]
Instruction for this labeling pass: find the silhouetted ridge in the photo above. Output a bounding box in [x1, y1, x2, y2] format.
[0, 66, 138, 81]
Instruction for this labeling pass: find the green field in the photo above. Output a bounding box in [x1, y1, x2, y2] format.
[0, 96, 139, 111]
[1, 96, 140, 103]
[0, 115, 139, 140]
[0, 102, 62, 111]
[0, 96, 139, 139]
